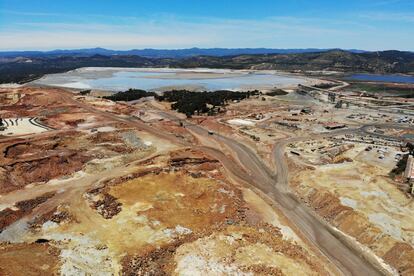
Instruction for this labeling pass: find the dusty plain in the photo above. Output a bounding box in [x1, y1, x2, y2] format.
[0, 85, 334, 275]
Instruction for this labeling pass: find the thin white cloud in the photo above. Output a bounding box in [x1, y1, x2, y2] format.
[0, 9, 64, 17]
[0, 31, 213, 50]
[359, 12, 414, 23]
[0, 15, 412, 51]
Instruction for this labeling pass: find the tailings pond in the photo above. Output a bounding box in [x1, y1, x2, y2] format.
[31, 67, 316, 92]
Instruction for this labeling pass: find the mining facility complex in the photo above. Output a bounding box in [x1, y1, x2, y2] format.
[1, 67, 414, 276]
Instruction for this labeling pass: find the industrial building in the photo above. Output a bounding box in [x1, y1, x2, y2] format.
[404, 155, 414, 180]
[324, 122, 347, 130]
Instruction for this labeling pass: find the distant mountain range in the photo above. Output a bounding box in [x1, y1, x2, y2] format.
[0, 47, 369, 58]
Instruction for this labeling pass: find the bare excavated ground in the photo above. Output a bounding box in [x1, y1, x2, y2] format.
[17, 152, 329, 275]
[0, 87, 333, 275]
[185, 92, 414, 275]
[0, 242, 61, 276]
[0, 126, 156, 194]
[289, 141, 414, 275]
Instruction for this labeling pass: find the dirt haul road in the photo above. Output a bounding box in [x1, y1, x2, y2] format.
[154, 110, 385, 276]
[271, 124, 414, 276]
[27, 89, 386, 275]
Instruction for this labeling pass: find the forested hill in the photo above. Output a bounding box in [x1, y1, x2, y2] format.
[0, 47, 364, 58]
[169, 50, 414, 73]
[1, 50, 413, 84]
[0, 55, 155, 84]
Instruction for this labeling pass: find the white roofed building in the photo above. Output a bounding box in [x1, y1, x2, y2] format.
[404, 155, 414, 180]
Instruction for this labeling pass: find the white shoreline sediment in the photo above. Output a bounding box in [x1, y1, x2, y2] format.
[30, 67, 323, 92]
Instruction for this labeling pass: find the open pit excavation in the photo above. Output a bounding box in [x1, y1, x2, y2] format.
[0, 117, 53, 136]
[2, 0, 414, 274]
[0, 85, 339, 275]
[1, 66, 414, 276]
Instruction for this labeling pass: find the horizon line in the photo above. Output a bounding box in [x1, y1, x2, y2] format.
[1, 47, 413, 53]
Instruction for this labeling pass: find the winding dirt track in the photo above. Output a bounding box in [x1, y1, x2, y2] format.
[156, 111, 384, 276]
[58, 91, 387, 275]
[4, 89, 413, 275]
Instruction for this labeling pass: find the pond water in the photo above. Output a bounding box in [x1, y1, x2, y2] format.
[347, 74, 414, 84]
[31, 67, 311, 92]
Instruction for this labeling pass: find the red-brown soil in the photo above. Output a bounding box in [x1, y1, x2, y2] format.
[0, 242, 60, 276]
[0, 192, 55, 232]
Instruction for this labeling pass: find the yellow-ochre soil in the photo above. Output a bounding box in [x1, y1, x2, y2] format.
[291, 144, 414, 275]
[0, 86, 340, 275]
[0, 150, 332, 275]
[0, 243, 61, 276]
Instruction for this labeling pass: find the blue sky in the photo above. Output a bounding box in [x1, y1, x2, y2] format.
[0, 0, 413, 51]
